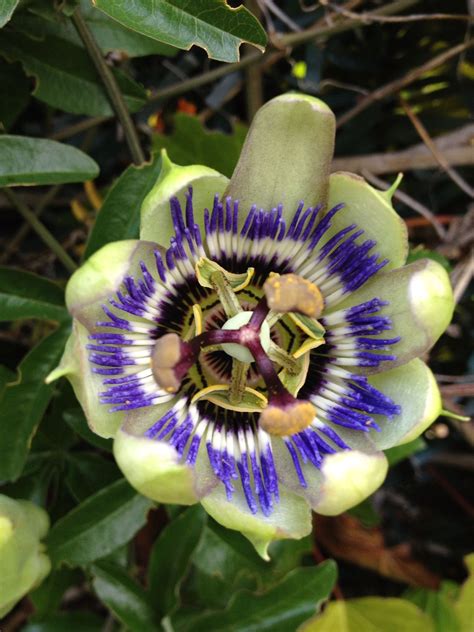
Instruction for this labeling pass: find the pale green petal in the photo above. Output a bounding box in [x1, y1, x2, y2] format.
[226, 93, 335, 224]
[369, 359, 441, 449]
[140, 150, 228, 245]
[0, 496, 51, 617]
[327, 259, 454, 372]
[324, 172, 408, 270]
[313, 451, 388, 515]
[46, 321, 124, 438]
[201, 484, 312, 560]
[66, 240, 160, 329]
[114, 429, 198, 505]
[272, 432, 386, 515]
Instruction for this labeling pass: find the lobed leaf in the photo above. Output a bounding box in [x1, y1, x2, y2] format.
[0, 31, 146, 116]
[93, 0, 267, 63]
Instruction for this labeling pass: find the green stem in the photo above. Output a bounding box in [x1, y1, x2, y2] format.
[2, 188, 77, 274]
[71, 10, 145, 165]
[440, 408, 471, 422]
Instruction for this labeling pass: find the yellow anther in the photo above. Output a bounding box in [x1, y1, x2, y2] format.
[259, 400, 316, 436]
[263, 273, 324, 318]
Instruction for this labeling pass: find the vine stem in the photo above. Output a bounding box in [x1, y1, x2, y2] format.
[71, 10, 145, 165]
[3, 188, 78, 274]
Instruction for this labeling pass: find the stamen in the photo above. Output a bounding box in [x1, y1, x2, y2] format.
[263, 273, 324, 318]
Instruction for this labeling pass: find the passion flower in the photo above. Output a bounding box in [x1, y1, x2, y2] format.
[49, 94, 454, 557]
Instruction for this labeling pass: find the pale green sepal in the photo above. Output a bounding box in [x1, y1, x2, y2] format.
[114, 429, 198, 505]
[140, 150, 228, 245]
[66, 240, 160, 329]
[369, 359, 441, 449]
[382, 172, 403, 202]
[0, 495, 51, 618]
[272, 433, 385, 515]
[47, 321, 124, 438]
[201, 484, 312, 560]
[226, 93, 335, 224]
[328, 259, 454, 372]
[313, 451, 388, 515]
[324, 172, 408, 270]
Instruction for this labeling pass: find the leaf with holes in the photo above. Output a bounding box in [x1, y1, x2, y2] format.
[93, 0, 267, 63]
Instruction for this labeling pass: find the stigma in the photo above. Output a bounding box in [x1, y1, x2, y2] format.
[150, 272, 321, 437]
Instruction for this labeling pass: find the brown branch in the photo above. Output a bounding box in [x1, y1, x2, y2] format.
[320, 1, 473, 23]
[337, 40, 474, 128]
[399, 97, 474, 198]
[361, 171, 447, 240]
[331, 146, 474, 175]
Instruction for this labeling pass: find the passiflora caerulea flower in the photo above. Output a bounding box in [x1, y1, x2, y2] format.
[0, 495, 51, 616]
[49, 94, 454, 557]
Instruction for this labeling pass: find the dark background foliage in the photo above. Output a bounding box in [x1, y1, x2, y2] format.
[0, 0, 473, 630]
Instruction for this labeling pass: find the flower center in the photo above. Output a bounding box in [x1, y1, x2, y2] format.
[151, 257, 327, 436]
[221, 311, 271, 363]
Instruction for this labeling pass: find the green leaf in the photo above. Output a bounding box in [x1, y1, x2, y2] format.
[22, 613, 104, 632]
[0, 31, 146, 116]
[0, 59, 29, 129]
[92, 561, 159, 632]
[152, 113, 248, 178]
[84, 153, 162, 259]
[405, 587, 460, 632]
[300, 597, 434, 632]
[29, 568, 82, 619]
[385, 437, 426, 467]
[63, 408, 113, 452]
[46, 478, 152, 567]
[79, 0, 177, 56]
[0, 267, 67, 322]
[0, 325, 71, 481]
[0, 136, 99, 186]
[186, 521, 312, 609]
[0, 0, 19, 27]
[16, 1, 177, 57]
[407, 247, 452, 273]
[454, 554, 474, 632]
[65, 452, 121, 501]
[0, 364, 15, 399]
[93, 0, 267, 63]
[148, 505, 207, 616]
[174, 562, 337, 632]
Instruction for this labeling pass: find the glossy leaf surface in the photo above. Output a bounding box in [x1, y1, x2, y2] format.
[93, 0, 266, 63]
[0, 136, 99, 186]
